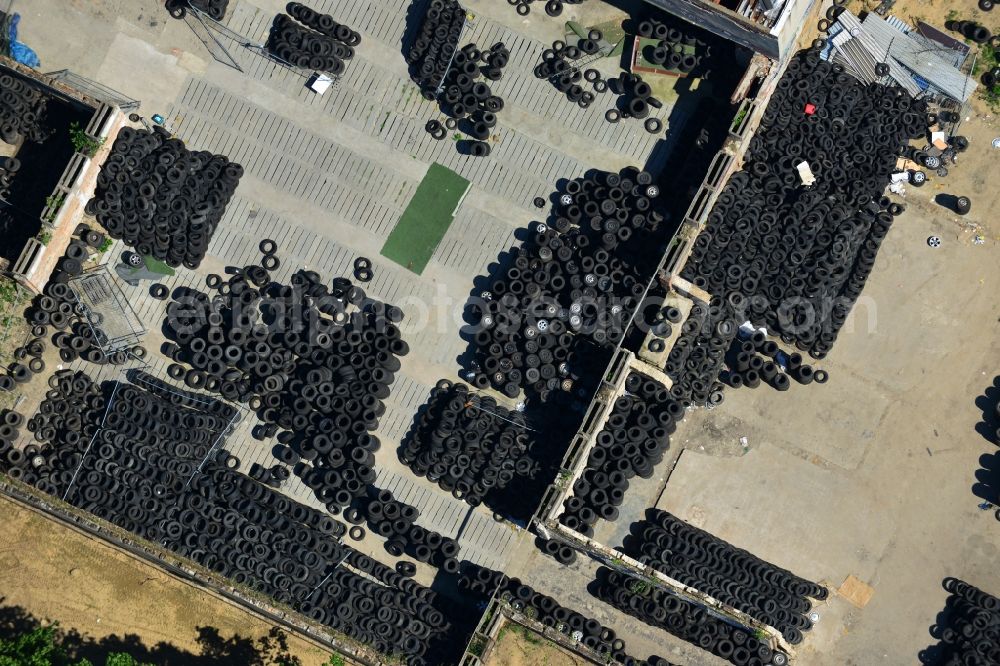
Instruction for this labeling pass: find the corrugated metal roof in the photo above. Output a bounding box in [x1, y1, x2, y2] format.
[834, 10, 977, 102]
[885, 15, 911, 35]
[835, 11, 922, 97]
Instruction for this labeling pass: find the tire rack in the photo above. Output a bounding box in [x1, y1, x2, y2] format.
[68, 266, 148, 356]
[184, 1, 344, 89]
[433, 16, 472, 96]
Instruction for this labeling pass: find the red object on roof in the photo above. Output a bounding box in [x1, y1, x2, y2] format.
[804, 103, 816, 115]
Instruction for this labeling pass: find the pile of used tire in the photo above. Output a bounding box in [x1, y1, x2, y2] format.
[165, 0, 228, 21]
[510, 0, 584, 17]
[265, 3, 360, 75]
[924, 578, 1000, 665]
[0, 73, 53, 145]
[426, 41, 509, 157]
[87, 126, 242, 270]
[406, 0, 467, 96]
[627, 510, 826, 645]
[593, 566, 790, 666]
[0, 369, 447, 664]
[465, 167, 665, 402]
[0, 409, 24, 465]
[945, 19, 997, 45]
[533, 33, 604, 109]
[163, 241, 408, 512]
[558, 372, 680, 536]
[604, 73, 665, 133]
[346, 487, 462, 570]
[679, 48, 926, 359]
[1, 228, 134, 393]
[723, 330, 828, 393]
[664, 297, 739, 407]
[458, 562, 675, 665]
[637, 17, 714, 77]
[399, 379, 537, 508]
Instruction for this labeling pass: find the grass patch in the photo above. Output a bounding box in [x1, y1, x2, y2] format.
[381, 163, 469, 274]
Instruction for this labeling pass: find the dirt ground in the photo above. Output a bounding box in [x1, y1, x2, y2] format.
[0, 495, 340, 665]
[484, 622, 589, 666]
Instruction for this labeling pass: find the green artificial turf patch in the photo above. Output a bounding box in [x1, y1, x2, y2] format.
[381, 163, 470, 274]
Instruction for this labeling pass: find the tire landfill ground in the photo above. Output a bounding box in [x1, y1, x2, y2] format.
[0, 370, 451, 664]
[1, 227, 136, 393]
[162, 242, 408, 514]
[86, 127, 242, 269]
[465, 166, 667, 403]
[265, 3, 361, 76]
[458, 561, 680, 665]
[398, 378, 539, 510]
[592, 566, 789, 666]
[623, 510, 826, 645]
[0, 72, 53, 145]
[922, 578, 1000, 665]
[557, 372, 682, 537]
[679, 49, 927, 362]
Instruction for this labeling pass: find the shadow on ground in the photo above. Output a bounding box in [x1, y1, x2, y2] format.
[0, 598, 308, 666]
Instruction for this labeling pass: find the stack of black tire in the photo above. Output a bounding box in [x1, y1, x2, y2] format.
[0, 72, 53, 145]
[945, 19, 996, 45]
[680, 49, 925, 359]
[664, 296, 739, 406]
[406, 0, 467, 96]
[399, 379, 537, 508]
[431, 41, 508, 157]
[350, 487, 462, 570]
[534, 35, 602, 109]
[0, 369, 447, 664]
[265, 3, 360, 76]
[593, 566, 790, 666]
[637, 18, 713, 77]
[163, 241, 408, 512]
[510, 0, 584, 17]
[723, 331, 828, 393]
[558, 372, 680, 536]
[458, 562, 674, 665]
[924, 578, 1000, 665]
[0, 409, 24, 465]
[626, 510, 826, 645]
[465, 167, 665, 402]
[87, 126, 242, 270]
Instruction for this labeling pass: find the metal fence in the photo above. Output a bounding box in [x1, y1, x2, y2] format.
[45, 70, 140, 110]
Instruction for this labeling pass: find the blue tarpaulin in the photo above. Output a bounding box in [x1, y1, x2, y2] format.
[7, 13, 40, 68]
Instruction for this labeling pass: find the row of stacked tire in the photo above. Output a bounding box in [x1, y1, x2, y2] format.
[343, 487, 462, 570]
[558, 372, 681, 536]
[593, 566, 789, 666]
[679, 48, 926, 360]
[0, 369, 447, 664]
[465, 167, 666, 402]
[266, 3, 361, 76]
[162, 241, 407, 514]
[0, 72, 53, 145]
[87, 126, 242, 270]
[406, 0, 467, 97]
[637, 18, 714, 77]
[458, 562, 678, 666]
[399, 379, 538, 509]
[923, 578, 1000, 665]
[626, 510, 826, 646]
[664, 294, 738, 406]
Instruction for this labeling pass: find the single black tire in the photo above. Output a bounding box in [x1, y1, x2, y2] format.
[259, 239, 278, 255]
[644, 117, 663, 133]
[150, 283, 169, 300]
[605, 109, 620, 123]
[348, 525, 365, 541]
